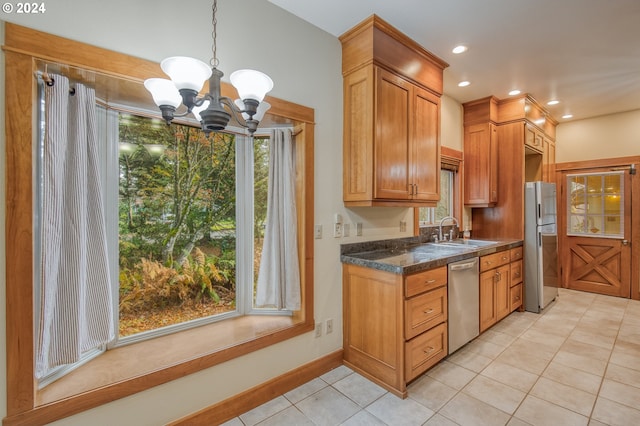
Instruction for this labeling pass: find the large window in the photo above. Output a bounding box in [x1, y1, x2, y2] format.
[117, 114, 244, 338]
[4, 24, 315, 425]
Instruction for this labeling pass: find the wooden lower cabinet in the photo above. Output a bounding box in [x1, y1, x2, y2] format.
[479, 249, 523, 332]
[343, 264, 447, 397]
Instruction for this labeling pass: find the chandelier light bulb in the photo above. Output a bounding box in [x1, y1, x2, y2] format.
[144, 78, 182, 108]
[161, 56, 212, 92]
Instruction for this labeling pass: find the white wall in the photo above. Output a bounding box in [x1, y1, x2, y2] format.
[0, 1, 466, 424]
[556, 109, 640, 162]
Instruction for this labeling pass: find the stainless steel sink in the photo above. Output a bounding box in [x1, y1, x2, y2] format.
[434, 239, 498, 248]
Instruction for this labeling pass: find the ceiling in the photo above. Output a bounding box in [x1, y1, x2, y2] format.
[269, 0, 640, 123]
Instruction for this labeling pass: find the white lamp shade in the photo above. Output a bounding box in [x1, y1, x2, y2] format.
[192, 100, 210, 122]
[144, 78, 182, 108]
[235, 99, 271, 121]
[230, 69, 273, 102]
[161, 56, 212, 92]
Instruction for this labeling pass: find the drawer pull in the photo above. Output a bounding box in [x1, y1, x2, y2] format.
[423, 308, 434, 314]
[423, 346, 435, 354]
[501, 256, 508, 261]
[425, 279, 437, 284]
[514, 271, 521, 277]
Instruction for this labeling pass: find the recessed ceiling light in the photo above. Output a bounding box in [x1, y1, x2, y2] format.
[458, 81, 470, 87]
[452, 45, 468, 54]
[562, 114, 573, 119]
[547, 100, 560, 106]
[509, 90, 521, 96]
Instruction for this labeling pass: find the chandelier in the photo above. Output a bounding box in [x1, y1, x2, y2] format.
[144, 0, 273, 135]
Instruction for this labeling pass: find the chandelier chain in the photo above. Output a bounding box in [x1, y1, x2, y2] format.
[211, 0, 219, 68]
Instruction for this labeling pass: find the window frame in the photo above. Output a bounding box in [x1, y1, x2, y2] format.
[3, 23, 315, 425]
[566, 171, 625, 238]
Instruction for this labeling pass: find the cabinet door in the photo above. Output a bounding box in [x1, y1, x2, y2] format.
[464, 122, 497, 205]
[495, 264, 511, 321]
[479, 269, 497, 332]
[412, 87, 440, 201]
[525, 124, 544, 153]
[343, 66, 374, 202]
[375, 67, 411, 200]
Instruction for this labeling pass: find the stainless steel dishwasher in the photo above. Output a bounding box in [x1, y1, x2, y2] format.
[448, 257, 479, 354]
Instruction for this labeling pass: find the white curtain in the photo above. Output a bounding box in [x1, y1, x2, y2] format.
[36, 74, 114, 378]
[256, 129, 301, 310]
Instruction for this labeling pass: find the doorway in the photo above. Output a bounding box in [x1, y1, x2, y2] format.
[557, 157, 640, 299]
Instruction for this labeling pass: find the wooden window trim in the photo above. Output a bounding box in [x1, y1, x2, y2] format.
[3, 23, 315, 426]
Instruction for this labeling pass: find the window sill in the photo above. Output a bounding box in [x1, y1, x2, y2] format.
[34, 314, 307, 408]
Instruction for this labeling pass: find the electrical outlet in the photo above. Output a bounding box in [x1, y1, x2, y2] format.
[314, 322, 322, 338]
[343, 223, 350, 237]
[326, 319, 333, 334]
[333, 223, 342, 238]
[314, 224, 322, 239]
[356, 222, 363, 236]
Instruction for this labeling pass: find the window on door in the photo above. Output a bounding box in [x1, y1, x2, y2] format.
[567, 171, 624, 237]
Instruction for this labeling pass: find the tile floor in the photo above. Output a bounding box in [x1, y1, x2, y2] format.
[222, 288, 640, 425]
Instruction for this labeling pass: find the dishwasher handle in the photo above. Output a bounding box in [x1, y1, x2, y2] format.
[449, 259, 478, 271]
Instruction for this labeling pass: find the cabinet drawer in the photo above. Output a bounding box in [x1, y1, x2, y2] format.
[405, 266, 447, 298]
[405, 322, 447, 382]
[510, 260, 523, 285]
[510, 282, 523, 311]
[405, 286, 447, 340]
[510, 246, 523, 262]
[480, 251, 510, 272]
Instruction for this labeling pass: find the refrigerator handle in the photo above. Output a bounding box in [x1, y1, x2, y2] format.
[538, 231, 542, 247]
[537, 203, 541, 220]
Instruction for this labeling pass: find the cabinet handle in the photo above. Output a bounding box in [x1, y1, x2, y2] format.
[408, 184, 414, 195]
[414, 184, 418, 195]
[501, 256, 508, 261]
[423, 346, 435, 354]
[495, 271, 501, 282]
[425, 279, 436, 285]
[423, 308, 434, 314]
[514, 296, 521, 301]
[514, 271, 521, 277]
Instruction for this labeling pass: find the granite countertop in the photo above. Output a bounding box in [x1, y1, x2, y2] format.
[340, 237, 523, 275]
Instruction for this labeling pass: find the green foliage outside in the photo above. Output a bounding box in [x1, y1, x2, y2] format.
[117, 114, 269, 336]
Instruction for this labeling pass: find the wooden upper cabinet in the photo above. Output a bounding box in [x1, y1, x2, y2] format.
[340, 15, 448, 207]
[463, 97, 499, 207]
[464, 122, 498, 206]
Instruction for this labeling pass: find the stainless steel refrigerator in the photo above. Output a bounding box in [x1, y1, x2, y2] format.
[524, 181, 559, 312]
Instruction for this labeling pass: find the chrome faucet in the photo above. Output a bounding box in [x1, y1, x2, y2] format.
[439, 216, 459, 242]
